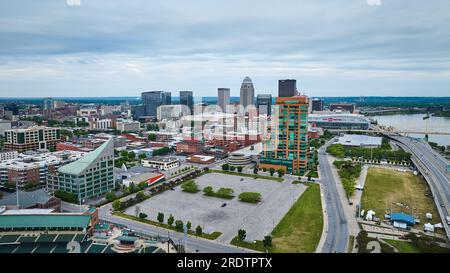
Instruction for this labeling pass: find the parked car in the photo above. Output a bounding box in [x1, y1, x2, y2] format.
[221, 203, 227, 208]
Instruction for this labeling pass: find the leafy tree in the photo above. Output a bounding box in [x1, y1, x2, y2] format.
[230, 166, 236, 171]
[157, 212, 164, 224]
[237, 166, 243, 173]
[105, 192, 117, 202]
[60, 129, 73, 139]
[221, 163, 230, 171]
[112, 200, 122, 211]
[269, 168, 275, 176]
[120, 151, 128, 157]
[138, 153, 147, 160]
[54, 190, 77, 203]
[277, 169, 284, 178]
[186, 221, 192, 231]
[203, 186, 214, 196]
[195, 225, 203, 235]
[136, 191, 146, 201]
[175, 220, 184, 231]
[167, 214, 175, 227]
[138, 182, 147, 190]
[263, 235, 272, 249]
[262, 167, 267, 172]
[148, 133, 156, 141]
[152, 147, 171, 156]
[253, 167, 258, 175]
[24, 180, 40, 191]
[238, 192, 262, 203]
[128, 151, 136, 160]
[181, 180, 199, 193]
[238, 229, 246, 242]
[139, 212, 147, 219]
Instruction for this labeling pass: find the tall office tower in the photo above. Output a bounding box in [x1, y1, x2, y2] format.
[4, 103, 19, 115]
[141, 91, 165, 117]
[311, 98, 324, 112]
[256, 94, 272, 116]
[239, 77, 255, 112]
[180, 91, 194, 114]
[163, 91, 172, 105]
[278, 79, 297, 97]
[217, 88, 230, 112]
[260, 95, 309, 175]
[43, 98, 54, 110]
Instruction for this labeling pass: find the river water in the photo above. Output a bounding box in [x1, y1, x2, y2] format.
[372, 114, 450, 146]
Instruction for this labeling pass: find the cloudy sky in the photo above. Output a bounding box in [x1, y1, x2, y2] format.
[0, 0, 449, 98]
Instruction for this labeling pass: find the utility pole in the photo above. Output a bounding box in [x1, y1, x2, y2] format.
[167, 231, 170, 254]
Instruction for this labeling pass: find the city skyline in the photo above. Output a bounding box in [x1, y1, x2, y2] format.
[1, 1, 450, 97]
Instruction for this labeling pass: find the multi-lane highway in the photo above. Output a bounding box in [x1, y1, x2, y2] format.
[390, 135, 450, 239]
[317, 140, 349, 253]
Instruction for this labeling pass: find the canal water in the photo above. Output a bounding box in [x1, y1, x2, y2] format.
[372, 114, 450, 146]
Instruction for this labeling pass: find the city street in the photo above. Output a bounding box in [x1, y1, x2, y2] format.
[317, 139, 349, 253]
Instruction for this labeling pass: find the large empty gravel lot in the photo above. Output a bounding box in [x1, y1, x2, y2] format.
[125, 173, 307, 243]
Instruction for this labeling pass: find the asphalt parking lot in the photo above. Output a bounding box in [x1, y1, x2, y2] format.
[124, 172, 307, 243]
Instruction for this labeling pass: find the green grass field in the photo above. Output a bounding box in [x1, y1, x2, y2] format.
[361, 167, 440, 226]
[271, 183, 323, 253]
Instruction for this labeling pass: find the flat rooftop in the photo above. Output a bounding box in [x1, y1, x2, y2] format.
[0, 214, 91, 229]
[145, 156, 179, 163]
[336, 134, 382, 147]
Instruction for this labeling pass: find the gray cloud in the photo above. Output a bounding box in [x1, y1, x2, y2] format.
[0, 0, 450, 97]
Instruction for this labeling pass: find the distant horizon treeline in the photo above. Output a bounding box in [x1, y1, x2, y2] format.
[0, 96, 450, 107]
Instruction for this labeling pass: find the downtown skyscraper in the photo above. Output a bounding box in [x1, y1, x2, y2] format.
[278, 79, 297, 97]
[180, 91, 194, 114]
[239, 76, 255, 114]
[141, 91, 166, 117]
[217, 88, 230, 112]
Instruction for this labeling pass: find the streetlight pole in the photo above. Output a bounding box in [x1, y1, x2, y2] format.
[15, 177, 20, 209]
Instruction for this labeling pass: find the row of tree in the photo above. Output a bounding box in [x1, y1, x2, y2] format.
[112, 190, 148, 211]
[155, 212, 203, 235]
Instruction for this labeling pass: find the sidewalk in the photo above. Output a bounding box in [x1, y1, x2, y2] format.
[316, 183, 328, 253]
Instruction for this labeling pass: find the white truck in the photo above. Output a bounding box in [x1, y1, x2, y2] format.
[446, 216, 450, 225]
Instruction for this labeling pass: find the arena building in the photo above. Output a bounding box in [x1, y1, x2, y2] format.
[308, 113, 371, 130]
